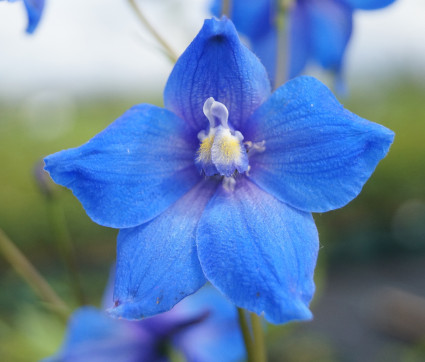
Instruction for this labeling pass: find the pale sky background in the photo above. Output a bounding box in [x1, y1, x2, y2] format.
[0, 0, 424, 101]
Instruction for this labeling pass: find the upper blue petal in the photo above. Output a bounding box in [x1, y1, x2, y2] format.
[174, 285, 246, 362]
[109, 180, 218, 320]
[23, 0, 45, 34]
[245, 76, 394, 213]
[44, 104, 199, 229]
[197, 178, 318, 324]
[43, 307, 156, 362]
[341, 0, 397, 10]
[211, 0, 275, 40]
[164, 17, 271, 132]
[304, 0, 352, 74]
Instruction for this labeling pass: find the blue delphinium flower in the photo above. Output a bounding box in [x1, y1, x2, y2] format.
[211, 0, 396, 84]
[0, 0, 45, 33]
[44, 17, 394, 324]
[44, 285, 244, 362]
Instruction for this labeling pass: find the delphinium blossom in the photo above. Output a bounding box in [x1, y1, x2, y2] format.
[211, 0, 396, 85]
[44, 17, 394, 324]
[0, 0, 45, 33]
[44, 285, 244, 362]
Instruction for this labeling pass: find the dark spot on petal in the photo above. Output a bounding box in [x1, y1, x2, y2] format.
[211, 34, 225, 42]
[256, 292, 260, 298]
[114, 300, 121, 307]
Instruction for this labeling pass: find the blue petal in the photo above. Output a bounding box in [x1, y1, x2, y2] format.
[246, 76, 394, 213]
[109, 180, 218, 320]
[44, 104, 200, 229]
[251, 29, 278, 86]
[174, 285, 245, 362]
[306, 0, 352, 73]
[341, 0, 396, 10]
[211, 0, 275, 40]
[197, 178, 318, 324]
[43, 307, 155, 362]
[23, 0, 45, 34]
[164, 17, 271, 132]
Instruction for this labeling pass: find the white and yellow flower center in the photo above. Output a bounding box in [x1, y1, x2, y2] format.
[196, 97, 249, 177]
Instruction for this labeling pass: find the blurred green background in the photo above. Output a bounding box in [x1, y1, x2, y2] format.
[1, 77, 425, 361]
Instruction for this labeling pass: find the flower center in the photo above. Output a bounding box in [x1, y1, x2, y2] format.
[196, 98, 249, 177]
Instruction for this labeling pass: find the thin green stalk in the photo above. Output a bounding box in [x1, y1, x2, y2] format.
[237, 307, 254, 361]
[250, 312, 267, 362]
[46, 197, 86, 306]
[222, 0, 233, 17]
[0, 228, 70, 320]
[128, 0, 178, 63]
[274, 1, 289, 89]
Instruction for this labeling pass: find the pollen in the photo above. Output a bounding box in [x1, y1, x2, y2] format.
[197, 134, 214, 163]
[214, 133, 241, 163]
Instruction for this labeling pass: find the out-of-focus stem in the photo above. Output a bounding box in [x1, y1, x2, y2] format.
[222, 0, 233, 17]
[46, 197, 86, 306]
[237, 307, 254, 361]
[0, 228, 70, 320]
[250, 312, 267, 362]
[128, 0, 178, 63]
[274, 1, 289, 89]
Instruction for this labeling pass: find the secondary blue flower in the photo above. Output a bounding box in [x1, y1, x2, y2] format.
[44, 285, 244, 362]
[44, 17, 394, 324]
[1, 0, 45, 34]
[211, 0, 396, 84]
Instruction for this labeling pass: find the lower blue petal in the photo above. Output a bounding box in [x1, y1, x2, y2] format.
[44, 104, 199, 229]
[341, 0, 396, 10]
[288, 1, 311, 79]
[197, 178, 318, 324]
[23, 0, 45, 34]
[175, 286, 245, 362]
[109, 180, 218, 320]
[43, 307, 155, 362]
[246, 76, 394, 213]
[306, 0, 352, 73]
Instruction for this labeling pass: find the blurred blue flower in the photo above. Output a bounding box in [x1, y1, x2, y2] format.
[44, 17, 394, 323]
[1, 0, 45, 33]
[211, 0, 396, 84]
[44, 285, 244, 362]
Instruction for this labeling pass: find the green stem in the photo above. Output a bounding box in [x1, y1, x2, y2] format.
[222, 0, 233, 17]
[46, 196, 86, 306]
[250, 312, 267, 362]
[128, 0, 178, 63]
[0, 228, 70, 320]
[274, 1, 289, 89]
[237, 307, 254, 361]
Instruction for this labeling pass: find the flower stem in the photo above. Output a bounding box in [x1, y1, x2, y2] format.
[237, 307, 254, 361]
[46, 196, 86, 306]
[250, 312, 267, 362]
[0, 228, 70, 320]
[128, 0, 178, 63]
[274, 0, 293, 89]
[221, 0, 233, 17]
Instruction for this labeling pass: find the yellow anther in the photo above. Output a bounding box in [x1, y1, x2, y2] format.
[197, 134, 215, 163]
[215, 133, 241, 163]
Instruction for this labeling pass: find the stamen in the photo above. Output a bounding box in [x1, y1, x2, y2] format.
[245, 140, 266, 155]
